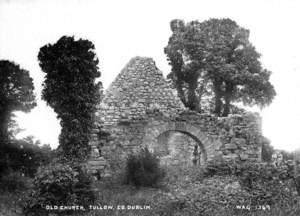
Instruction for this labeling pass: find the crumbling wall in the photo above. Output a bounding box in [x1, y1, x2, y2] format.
[143, 110, 262, 164]
[89, 110, 263, 173]
[157, 132, 201, 166]
[98, 56, 184, 125]
[87, 56, 264, 176]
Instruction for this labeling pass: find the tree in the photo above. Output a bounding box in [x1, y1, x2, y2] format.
[0, 60, 36, 142]
[261, 137, 274, 162]
[1, 136, 53, 177]
[0, 60, 36, 174]
[38, 36, 102, 161]
[165, 18, 276, 116]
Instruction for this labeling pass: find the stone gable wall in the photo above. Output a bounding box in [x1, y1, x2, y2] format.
[87, 57, 263, 177]
[97, 57, 184, 125]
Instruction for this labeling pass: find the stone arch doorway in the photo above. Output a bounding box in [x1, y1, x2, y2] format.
[142, 121, 220, 166]
[155, 130, 207, 166]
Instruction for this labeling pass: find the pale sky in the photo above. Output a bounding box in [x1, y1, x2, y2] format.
[0, 0, 299, 151]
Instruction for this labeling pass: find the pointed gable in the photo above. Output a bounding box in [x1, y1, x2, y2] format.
[97, 56, 185, 125]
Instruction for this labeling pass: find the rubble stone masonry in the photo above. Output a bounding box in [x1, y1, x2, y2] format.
[87, 57, 263, 176]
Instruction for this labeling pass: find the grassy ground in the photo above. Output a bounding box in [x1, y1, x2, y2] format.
[1, 164, 300, 216]
[76, 164, 300, 216]
[0, 191, 28, 216]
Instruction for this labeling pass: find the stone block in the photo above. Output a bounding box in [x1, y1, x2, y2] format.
[224, 181, 241, 194]
[223, 153, 239, 161]
[175, 122, 187, 131]
[87, 159, 107, 166]
[239, 153, 249, 160]
[89, 141, 99, 146]
[232, 138, 247, 146]
[224, 143, 238, 150]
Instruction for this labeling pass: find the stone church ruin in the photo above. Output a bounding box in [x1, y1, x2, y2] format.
[87, 57, 264, 176]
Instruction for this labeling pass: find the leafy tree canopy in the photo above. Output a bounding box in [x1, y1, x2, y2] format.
[165, 18, 276, 116]
[0, 136, 53, 177]
[0, 60, 36, 142]
[38, 36, 102, 161]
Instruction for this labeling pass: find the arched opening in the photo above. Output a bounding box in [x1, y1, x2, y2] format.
[153, 130, 207, 166]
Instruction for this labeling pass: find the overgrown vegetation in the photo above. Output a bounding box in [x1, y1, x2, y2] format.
[38, 36, 102, 161]
[63, 161, 300, 216]
[15, 35, 104, 216]
[0, 136, 53, 178]
[23, 162, 95, 216]
[202, 158, 298, 206]
[261, 137, 275, 162]
[165, 18, 276, 116]
[125, 147, 165, 187]
[0, 60, 36, 177]
[0, 18, 298, 216]
[0, 171, 32, 192]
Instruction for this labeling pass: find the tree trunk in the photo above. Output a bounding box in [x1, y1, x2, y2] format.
[176, 79, 187, 107]
[222, 97, 230, 117]
[187, 79, 199, 111]
[213, 80, 222, 116]
[0, 109, 10, 176]
[196, 79, 208, 112]
[0, 110, 10, 143]
[222, 83, 233, 117]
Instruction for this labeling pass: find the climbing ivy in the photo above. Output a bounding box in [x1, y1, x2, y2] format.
[38, 36, 102, 161]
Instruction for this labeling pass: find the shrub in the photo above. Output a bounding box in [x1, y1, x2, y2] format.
[0, 171, 31, 192]
[73, 166, 96, 206]
[294, 175, 300, 195]
[261, 138, 274, 162]
[125, 147, 165, 187]
[23, 162, 95, 216]
[202, 158, 299, 207]
[236, 162, 295, 205]
[0, 138, 53, 178]
[202, 157, 237, 177]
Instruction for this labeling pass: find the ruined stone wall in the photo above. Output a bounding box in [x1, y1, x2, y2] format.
[158, 132, 202, 167]
[295, 149, 300, 177]
[88, 56, 264, 176]
[92, 109, 263, 172]
[97, 57, 184, 125]
[217, 113, 262, 161]
[143, 110, 262, 163]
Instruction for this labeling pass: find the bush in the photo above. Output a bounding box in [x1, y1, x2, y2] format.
[0, 137, 53, 178]
[125, 147, 165, 187]
[202, 158, 298, 207]
[236, 162, 296, 206]
[23, 162, 95, 216]
[0, 171, 31, 192]
[261, 138, 274, 162]
[202, 157, 237, 177]
[294, 175, 300, 195]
